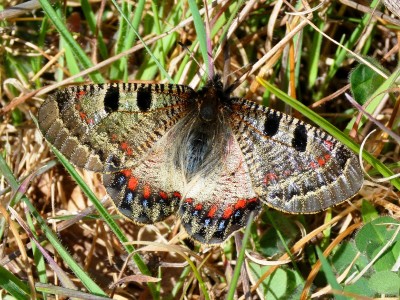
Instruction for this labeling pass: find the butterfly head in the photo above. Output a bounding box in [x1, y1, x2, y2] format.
[197, 75, 231, 122]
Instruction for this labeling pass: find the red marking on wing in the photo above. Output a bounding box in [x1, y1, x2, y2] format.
[324, 140, 334, 151]
[248, 197, 258, 203]
[120, 142, 133, 156]
[263, 172, 278, 185]
[120, 142, 128, 150]
[222, 207, 234, 219]
[222, 198, 258, 219]
[318, 157, 326, 166]
[207, 205, 218, 218]
[121, 169, 132, 177]
[125, 147, 133, 156]
[173, 192, 182, 199]
[79, 112, 87, 120]
[76, 90, 86, 98]
[143, 184, 151, 199]
[235, 199, 246, 210]
[194, 203, 203, 211]
[127, 176, 138, 191]
[311, 153, 332, 168]
[185, 198, 193, 204]
[159, 191, 168, 200]
[76, 106, 94, 125]
[317, 153, 332, 167]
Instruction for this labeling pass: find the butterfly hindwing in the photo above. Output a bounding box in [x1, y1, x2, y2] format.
[229, 98, 363, 213]
[38, 83, 194, 172]
[103, 133, 184, 224]
[178, 133, 261, 244]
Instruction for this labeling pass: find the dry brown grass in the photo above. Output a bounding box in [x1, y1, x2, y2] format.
[0, 0, 399, 299]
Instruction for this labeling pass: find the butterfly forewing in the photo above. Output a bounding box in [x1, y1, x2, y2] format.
[38, 83, 194, 172]
[229, 98, 363, 213]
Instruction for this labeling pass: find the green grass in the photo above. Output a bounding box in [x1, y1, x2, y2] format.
[0, 0, 399, 299]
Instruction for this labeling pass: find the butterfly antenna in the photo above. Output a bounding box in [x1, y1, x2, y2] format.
[203, 0, 215, 79]
[225, 65, 253, 93]
[178, 42, 210, 82]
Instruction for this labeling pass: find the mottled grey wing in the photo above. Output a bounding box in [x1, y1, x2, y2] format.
[229, 98, 363, 213]
[38, 83, 194, 172]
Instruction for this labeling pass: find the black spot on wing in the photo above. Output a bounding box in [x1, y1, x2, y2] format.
[263, 111, 282, 137]
[105, 154, 121, 171]
[104, 85, 120, 113]
[292, 124, 307, 152]
[287, 183, 301, 200]
[110, 172, 127, 190]
[56, 89, 72, 112]
[335, 146, 351, 169]
[119, 190, 135, 218]
[137, 86, 152, 111]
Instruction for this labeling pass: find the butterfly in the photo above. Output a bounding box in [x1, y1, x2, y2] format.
[38, 76, 363, 245]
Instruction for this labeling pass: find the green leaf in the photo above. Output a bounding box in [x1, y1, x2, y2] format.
[360, 200, 379, 223]
[326, 0, 382, 84]
[188, 0, 209, 76]
[38, 0, 104, 83]
[331, 241, 368, 275]
[368, 271, 400, 295]
[316, 246, 346, 300]
[226, 213, 255, 300]
[110, 0, 171, 82]
[372, 234, 400, 271]
[0, 265, 30, 300]
[247, 262, 303, 299]
[257, 211, 299, 257]
[80, 0, 108, 60]
[349, 60, 387, 105]
[308, 21, 324, 89]
[343, 277, 375, 297]
[346, 65, 400, 132]
[355, 216, 400, 259]
[11, 108, 24, 125]
[109, 0, 145, 80]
